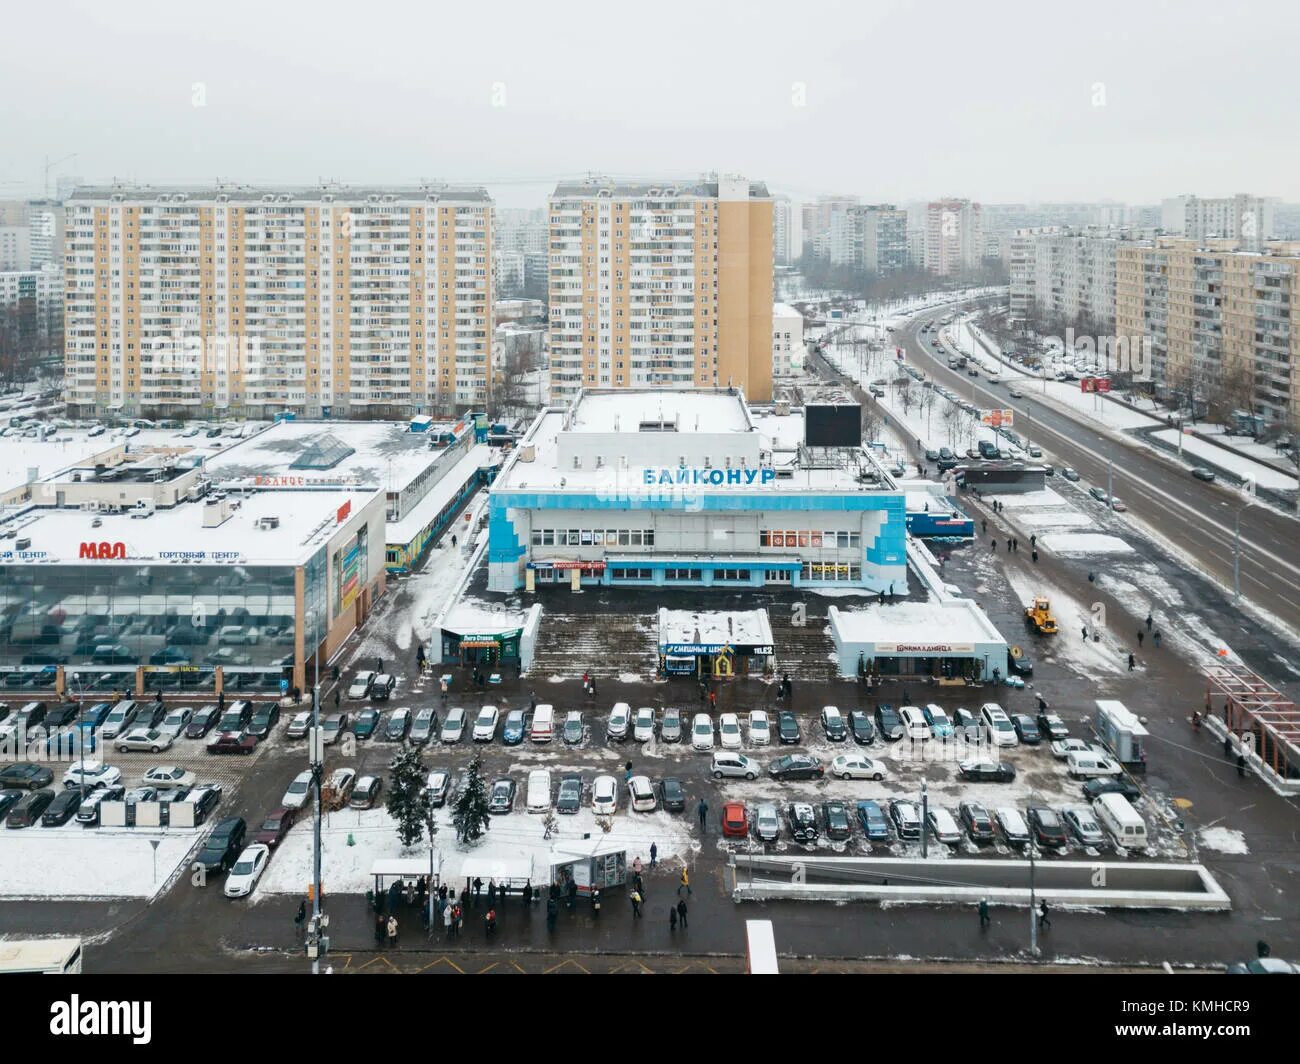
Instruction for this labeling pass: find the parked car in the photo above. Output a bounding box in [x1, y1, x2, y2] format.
[957, 759, 1016, 783]
[115, 727, 172, 754]
[1226, 958, 1300, 975]
[1067, 751, 1123, 780]
[557, 774, 583, 814]
[1007, 651, 1034, 677]
[370, 674, 396, 701]
[995, 807, 1031, 846]
[980, 703, 1018, 747]
[820, 706, 848, 742]
[347, 671, 376, 699]
[247, 703, 280, 739]
[185, 784, 223, 825]
[1027, 806, 1069, 848]
[350, 776, 383, 810]
[822, 800, 852, 842]
[927, 806, 963, 845]
[41, 789, 83, 826]
[217, 701, 253, 733]
[186, 705, 221, 739]
[384, 708, 412, 742]
[563, 711, 584, 744]
[1191, 467, 1216, 482]
[1011, 714, 1041, 745]
[75, 785, 125, 826]
[410, 708, 437, 745]
[223, 844, 270, 898]
[1051, 736, 1099, 759]
[889, 799, 922, 840]
[0, 762, 53, 791]
[142, 765, 196, 791]
[633, 707, 656, 743]
[440, 706, 466, 744]
[353, 709, 381, 741]
[921, 704, 955, 739]
[777, 711, 801, 744]
[7, 789, 54, 827]
[279, 710, 309, 741]
[718, 712, 742, 749]
[954, 708, 982, 743]
[425, 771, 450, 807]
[61, 762, 122, 791]
[1037, 713, 1069, 741]
[591, 775, 618, 816]
[755, 802, 781, 843]
[1061, 467, 1080, 481]
[874, 703, 904, 741]
[659, 708, 682, 743]
[849, 710, 875, 745]
[322, 713, 347, 745]
[710, 752, 759, 780]
[830, 753, 887, 780]
[691, 713, 715, 751]
[769, 753, 824, 781]
[99, 701, 139, 740]
[659, 777, 685, 813]
[282, 770, 315, 810]
[1063, 806, 1106, 848]
[959, 801, 996, 843]
[595, 699, 628, 743]
[324, 768, 357, 807]
[856, 799, 891, 842]
[254, 807, 299, 847]
[787, 802, 819, 843]
[500, 709, 529, 744]
[1082, 777, 1142, 803]
[207, 730, 257, 755]
[197, 817, 247, 873]
[721, 800, 748, 838]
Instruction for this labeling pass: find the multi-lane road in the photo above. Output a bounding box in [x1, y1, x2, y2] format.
[840, 300, 1300, 636]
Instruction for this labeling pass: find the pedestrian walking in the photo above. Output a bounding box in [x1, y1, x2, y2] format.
[649, 842, 658, 867]
[295, 899, 307, 940]
[979, 898, 990, 929]
[697, 798, 709, 832]
[708, 690, 717, 710]
[333, 688, 341, 710]
[1012, 538, 1018, 552]
[1038, 900, 1050, 930]
[634, 873, 644, 897]
[1031, 549, 1039, 563]
[1030, 534, 1036, 548]
[522, 878, 531, 909]
[487, 880, 496, 907]
[632, 855, 643, 878]
[387, 915, 399, 947]
[376, 657, 383, 674]
[670, 906, 678, 931]
[591, 888, 601, 917]
[981, 518, 987, 534]
[1128, 653, 1136, 671]
[1081, 626, 1088, 640]
[529, 693, 536, 711]
[676, 899, 689, 928]
[1145, 613, 1153, 631]
[375, 912, 386, 945]
[630, 890, 642, 918]
[455, 904, 464, 937]
[991, 539, 997, 552]
[1006, 538, 1012, 552]
[678, 869, 692, 896]
[546, 897, 558, 931]
[473, 876, 483, 904]
[1137, 630, 1144, 647]
[1153, 631, 1162, 648]
[443, 903, 454, 937]
[1237, 754, 1247, 777]
[484, 907, 497, 938]
[590, 677, 597, 698]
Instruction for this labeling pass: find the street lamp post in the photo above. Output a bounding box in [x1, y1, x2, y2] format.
[307, 615, 325, 973]
[1029, 840, 1039, 956]
[1234, 506, 1242, 601]
[920, 779, 929, 859]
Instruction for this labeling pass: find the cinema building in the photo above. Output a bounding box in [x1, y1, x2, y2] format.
[0, 451, 386, 696]
[487, 389, 908, 593]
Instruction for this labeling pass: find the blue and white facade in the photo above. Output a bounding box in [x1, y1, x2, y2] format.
[488, 390, 908, 593]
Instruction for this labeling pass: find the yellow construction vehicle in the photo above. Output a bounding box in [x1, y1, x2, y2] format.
[1024, 596, 1058, 635]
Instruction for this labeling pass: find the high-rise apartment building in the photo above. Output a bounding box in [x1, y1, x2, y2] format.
[828, 205, 908, 273]
[1116, 237, 1300, 423]
[772, 195, 794, 266]
[63, 184, 493, 419]
[923, 199, 984, 276]
[1161, 194, 1276, 252]
[802, 195, 859, 261]
[547, 176, 773, 403]
[1009, 227, 1137, 332]
[0, 226, 32, 271]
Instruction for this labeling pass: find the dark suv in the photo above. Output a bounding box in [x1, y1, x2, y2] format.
[197, 816, 247, 873]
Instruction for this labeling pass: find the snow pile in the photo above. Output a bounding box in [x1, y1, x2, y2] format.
[0, 827, 200, 899]
[1196, 827, 1248, 855]
[1039, 533, 1134, 556]
[1000, 565, 1127, 677]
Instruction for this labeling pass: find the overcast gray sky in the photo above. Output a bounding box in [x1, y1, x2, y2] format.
[2, 0, 1295, 207]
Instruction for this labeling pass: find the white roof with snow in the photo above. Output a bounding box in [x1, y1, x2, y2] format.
[385, 444, 494, 544]
[658, 608, 773, 649]
[567, 390, 752, 434]
[829, 601, 1006, 651]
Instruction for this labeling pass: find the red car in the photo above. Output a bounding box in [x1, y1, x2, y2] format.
[207, 730, 258, 755]
[254, 806, 298, 847]
[722, 801, 749, 838]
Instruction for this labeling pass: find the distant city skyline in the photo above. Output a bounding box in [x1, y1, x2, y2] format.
[3, 0, 1297, 207]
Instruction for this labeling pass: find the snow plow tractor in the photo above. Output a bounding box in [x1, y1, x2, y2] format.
[1024, 596, 1058, 635]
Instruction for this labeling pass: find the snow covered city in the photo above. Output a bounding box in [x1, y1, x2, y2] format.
[0, 0, 1295, 1040]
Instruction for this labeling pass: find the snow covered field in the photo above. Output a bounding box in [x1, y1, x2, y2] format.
[1150, 429, 1297, 490]
[0, 827, 201, 899]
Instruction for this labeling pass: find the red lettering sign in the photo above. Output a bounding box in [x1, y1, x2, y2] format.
[78, 541, 126, 559]
[336, 500, 352, 524]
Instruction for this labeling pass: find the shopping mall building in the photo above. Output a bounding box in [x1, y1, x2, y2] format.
[487, 389, 908, 593]
[0, 450, 386, 696]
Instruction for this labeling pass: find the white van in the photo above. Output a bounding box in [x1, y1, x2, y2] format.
[899, 705, 931, 741]
[529, 704, 554, 743]
[628, 775, 657, 813]
[980, 703, 1018, 747]
[525, 769, 552, 813]
[440, 706, 466, 744]
[1067, 751, 1123, 780]
[1093, 792, 1147, 850]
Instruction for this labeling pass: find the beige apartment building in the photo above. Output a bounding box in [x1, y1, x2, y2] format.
[547, 177, 773, 404]
[64, 184, 494, 419]
[1116, 237, 1300, 423]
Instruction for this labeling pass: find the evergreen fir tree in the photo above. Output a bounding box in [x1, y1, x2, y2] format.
[386, 746, 431, 849]
[453, 752, 492, 844]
